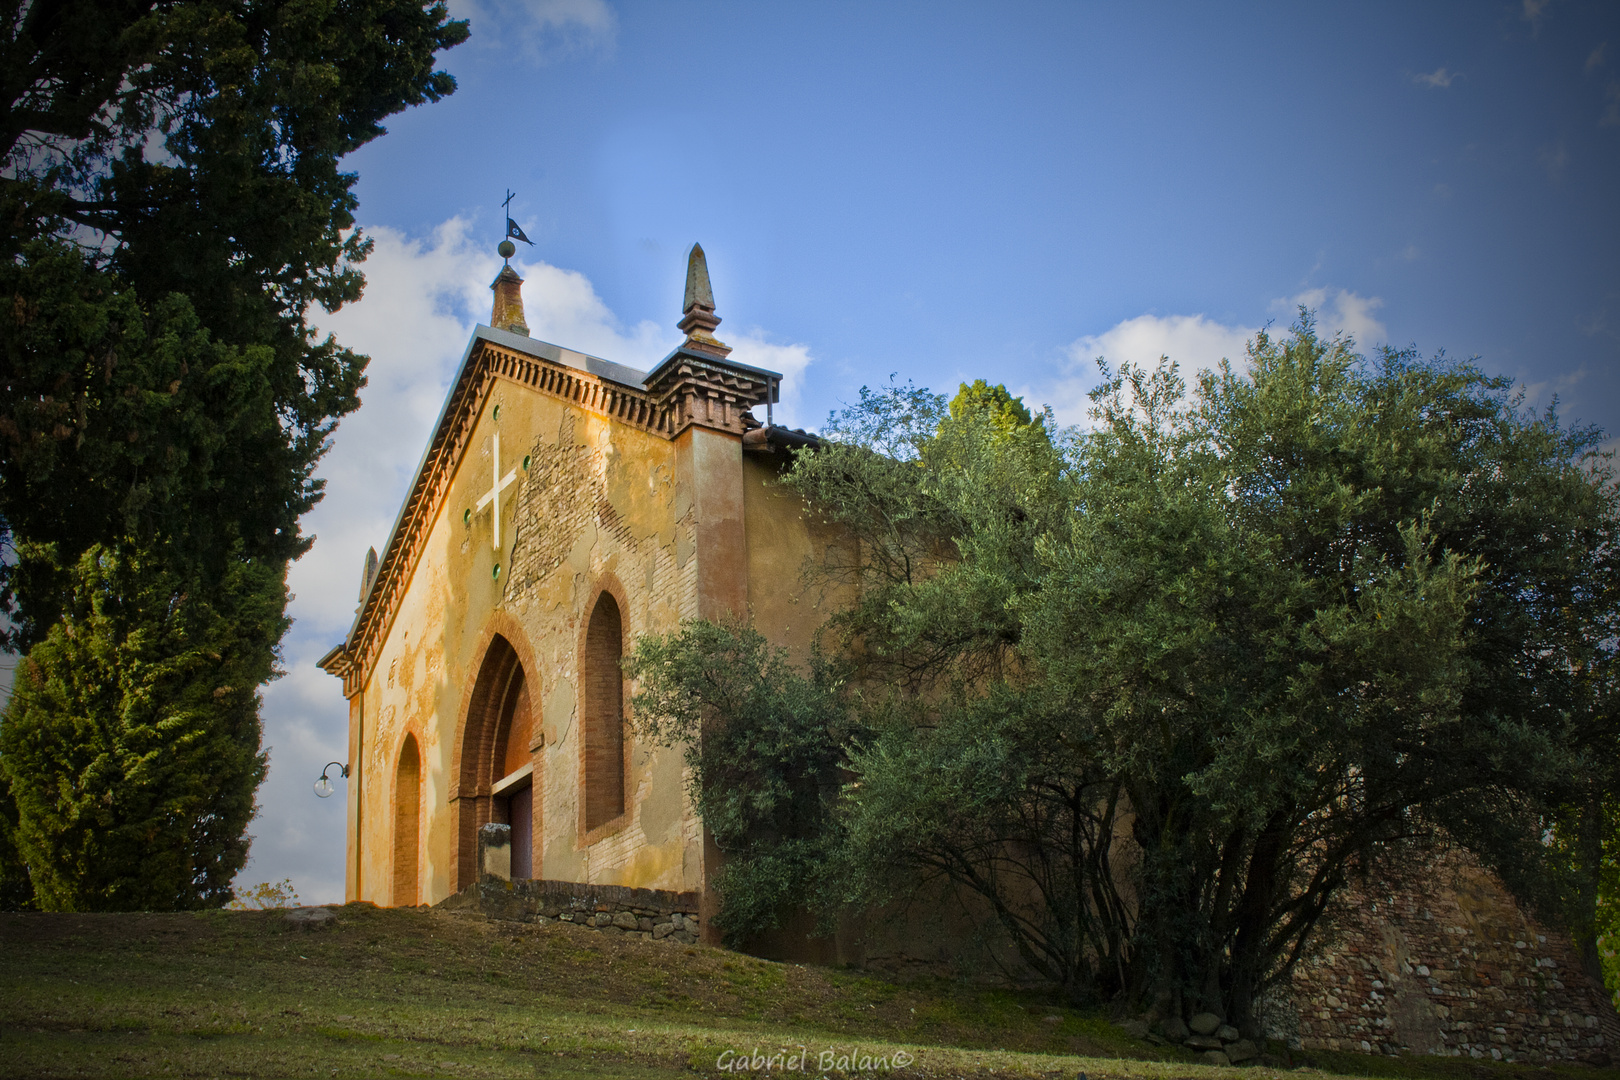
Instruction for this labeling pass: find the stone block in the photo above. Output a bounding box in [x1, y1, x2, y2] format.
[1116, 1019, 1149, 1040]
[1159, 1017, 1191, 1042]
[612, 912, 639, 930]
[653, 922, 676, 940]
[1216, 1025, 1240, 1042]
[285, 906, 336, 927]
[477, 823, 512, 883]
[592, 912, 613, 927]
[1186, 1035, 1223, 1050]
[673, 930, 698, 945]
[1225, 1039, 1259, 1063]
[1200, 1050, 1230, 1066]
[1189, 1012, 1223, 1036]
[638, 917, 654, 932]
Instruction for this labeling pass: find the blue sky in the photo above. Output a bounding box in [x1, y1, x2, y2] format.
[245, 0, 1620, 903]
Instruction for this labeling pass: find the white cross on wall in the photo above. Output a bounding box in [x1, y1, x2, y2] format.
[476, 429, 518, 550]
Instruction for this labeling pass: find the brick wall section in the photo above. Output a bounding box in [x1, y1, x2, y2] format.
[444, 878, 702, 944]
[582, 592, 625, 831]
[1283, 851, 1619, 1065]
[506, 430, 595, 596]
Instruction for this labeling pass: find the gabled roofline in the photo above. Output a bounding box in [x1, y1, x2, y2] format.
[318, 325, 780, 697]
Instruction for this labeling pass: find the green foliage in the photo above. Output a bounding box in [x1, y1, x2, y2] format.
[1, 0, 468, 646]
[0, 543, 284, 910]
[228, 878, 301, 910]
[0, 242, 287, 639]
[1589, 795, 1620, 1007]
[625, 618, 855, 944]
[0, 0, 466, 907]
[773, 321, 1618, 1026]
[0, 771, 33, 910]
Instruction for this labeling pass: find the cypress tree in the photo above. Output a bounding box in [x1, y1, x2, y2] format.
[0, 0, 468, 907]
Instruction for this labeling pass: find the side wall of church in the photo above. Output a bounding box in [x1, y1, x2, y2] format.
[741, 454, 856, 659]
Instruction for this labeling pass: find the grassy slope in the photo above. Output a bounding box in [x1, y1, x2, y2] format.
[0, 904, 1610, 1080]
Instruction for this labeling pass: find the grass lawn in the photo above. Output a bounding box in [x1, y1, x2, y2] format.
[0, 904, 1611, 1079]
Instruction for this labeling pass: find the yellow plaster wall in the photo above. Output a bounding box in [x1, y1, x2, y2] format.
[352, 374, 709, 906]
[741, 454, 856, 661]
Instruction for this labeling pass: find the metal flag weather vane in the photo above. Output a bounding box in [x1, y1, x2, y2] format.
[503, 188, 532, 246]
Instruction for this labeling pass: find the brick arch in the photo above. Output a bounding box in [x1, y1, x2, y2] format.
[578, 574, 632, 843]
[449, 612, 540, 892]
[391, 730, 422, 907]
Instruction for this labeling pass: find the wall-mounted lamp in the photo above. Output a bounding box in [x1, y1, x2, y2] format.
[314, 761, 350, 799]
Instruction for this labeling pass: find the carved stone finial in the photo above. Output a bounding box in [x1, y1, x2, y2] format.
[683, 243, 715, 313]
[358, 545, 379, 609]
[677, 243, 730, 357]
[490, 265, 530, 336]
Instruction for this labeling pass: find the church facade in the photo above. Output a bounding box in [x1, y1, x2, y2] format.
[318, 245, 837, 918]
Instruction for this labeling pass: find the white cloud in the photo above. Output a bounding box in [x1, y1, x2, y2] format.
[448, 0, 616, 63]
[1400, 244, 1421, 261]
[238, 218, 812, 902]
[1540, 140, 1570, 179]
[1522, 0, 1550, 33]
[1037, 313, 1259, 427]
[1587, 42, 1608, 73]
[727, 332, 816, 431]
[1517, 365, 1593, 422]
[1414, 68, 1459, 89]
[516, 261, 674, 367]
[1601, 84, 1620, 128]
[1272, 287, 1387, 348]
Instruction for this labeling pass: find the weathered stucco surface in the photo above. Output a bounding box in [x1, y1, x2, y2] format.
[337, 336, 824, 912]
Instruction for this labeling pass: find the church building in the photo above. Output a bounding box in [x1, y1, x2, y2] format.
[318, 244, 833, 920]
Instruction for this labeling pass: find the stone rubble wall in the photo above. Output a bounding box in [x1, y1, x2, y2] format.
[440, 877, 703, 945]
[1282, 852, 1619, 1066]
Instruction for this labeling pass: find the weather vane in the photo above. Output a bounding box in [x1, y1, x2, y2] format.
[499, 189, 532, 263]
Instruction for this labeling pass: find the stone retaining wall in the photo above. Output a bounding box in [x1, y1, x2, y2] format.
[440, 877, 703, 944]
[1281, 851, 1619, 1066]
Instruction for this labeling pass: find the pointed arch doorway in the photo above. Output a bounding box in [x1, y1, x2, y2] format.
[453, 634, 536, 889]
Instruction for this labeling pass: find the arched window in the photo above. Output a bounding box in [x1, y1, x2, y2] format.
[582, 592, 626, 832]
[392, 734, 421, 907]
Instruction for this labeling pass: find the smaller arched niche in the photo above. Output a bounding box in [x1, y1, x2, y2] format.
[582, 592, 626, 833]
[455, 634, 537, 884]
[392, 734, 421, 907]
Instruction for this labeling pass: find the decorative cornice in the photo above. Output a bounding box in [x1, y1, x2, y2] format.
[318, 326, 779, 699]
[643, 345, 778, 440]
